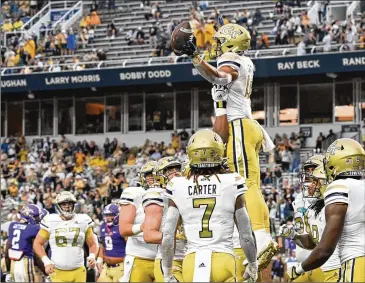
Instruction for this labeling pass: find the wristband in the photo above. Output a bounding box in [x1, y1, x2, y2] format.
[41, 256, 52, 266]
[192, 54, 202, 65]
[132, 224, 141, 235]
[214, 101, 227, 117]
[88, 253, 96, 260]
[96, 257, 103, 264]
[162, 265, 172, 277]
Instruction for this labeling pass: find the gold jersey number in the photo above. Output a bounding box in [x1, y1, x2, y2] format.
[55, 227, 80, 247]
[193, 197, 216, 238]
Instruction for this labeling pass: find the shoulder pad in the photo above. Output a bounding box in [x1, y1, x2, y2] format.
[40, 214, 54, 232]
[142, 187, 164, 208]
[77, 213, 93, 227]
[217, 53, 241, 72]
[324, 180, 349, 206]
[120, 187, 141, 205]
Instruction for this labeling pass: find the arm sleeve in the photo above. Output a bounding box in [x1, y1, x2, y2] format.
[324, 182, 349, 206]
[165, 180, 175, 200]
[40, 215, 51, 233]
[232, 173, 248, 200]
[120, 188, 137, 206]
[142, 188, 164, 209]
[217, 52, 241, 74]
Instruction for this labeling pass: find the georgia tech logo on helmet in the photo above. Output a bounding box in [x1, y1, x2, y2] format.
[327, 141, 343, 155]
[220, 25, 243, 39]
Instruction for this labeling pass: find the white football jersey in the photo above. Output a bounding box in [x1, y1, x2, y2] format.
[165, 173, 247, 255]
[292, 193, 312, 262]
[324, 178, 365, 263]
[233, 226, 240, 249]
[40, 213, 93, 270]
[213, 52, 255, 122]
[142, 187, 187, 260]
[306, 205, 341, 271]
[120, 187, 158, 260]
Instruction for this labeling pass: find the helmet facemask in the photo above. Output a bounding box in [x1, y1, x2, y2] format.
[56, 201, 76, 220]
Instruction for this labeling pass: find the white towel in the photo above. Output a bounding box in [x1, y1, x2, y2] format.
[193, 250, 212, 282]
[258, 124, 275, 152]
[119, 255, 135, 282]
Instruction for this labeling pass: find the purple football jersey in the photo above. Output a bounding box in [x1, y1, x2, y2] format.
[8, 222, 40, 258]
[99, 222, 126, 258]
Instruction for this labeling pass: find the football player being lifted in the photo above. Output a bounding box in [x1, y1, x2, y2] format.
[118, 161, 158, 282]
[161, 129, 258, 282]
[287, 138, 365, 282]
[179, 23, 277, 269]
[279, 155, 326, 282]
[142, 157, 186, 282]
[6, 204, 42, 282]
[33, 191, 98, 283]
[281, 158, 341, 282]
[97, 204, 126, 282]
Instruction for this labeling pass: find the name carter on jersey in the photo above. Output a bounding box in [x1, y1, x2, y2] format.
[188, 184, 217, 196]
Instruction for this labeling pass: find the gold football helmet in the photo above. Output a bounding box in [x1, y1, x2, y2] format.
[181, 159, 190, 177]
[154, 157, 181, 187]
[213, 23, 251, 55]
[325, 138, 365, 182]
[139, 161, 157, 188]
[302, 166, 327, 199]
[187, 129, 225, 168]
[56, 191, 77, 219]
[299, 154, 325, 186]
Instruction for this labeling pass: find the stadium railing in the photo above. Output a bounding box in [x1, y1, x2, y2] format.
[2, 1, 82, 47]
[2, 43, 362, 75]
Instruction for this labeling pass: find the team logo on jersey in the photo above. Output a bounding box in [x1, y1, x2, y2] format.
[220, 25, 243, 39]
[198, 263, 206, 268]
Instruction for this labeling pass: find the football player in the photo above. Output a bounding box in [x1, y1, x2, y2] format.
[33, 191, 98, 282]
[118, 161, 158, 282]
[142, 157, 186, 282]
[161, 129, 258, 282]
[282, 164, 342, 282]
[180, 23, 276, 266]
[6, 204, 41, 282]
[97, 204, 126, 282]
[279, 155, 325, 282]
[287, 138, 365, 282]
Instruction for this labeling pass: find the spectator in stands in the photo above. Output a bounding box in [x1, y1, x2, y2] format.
[106, 22, 117, 40]
[275, 1, 283, 14]
[126, 28, 136, 46]
[149, 23, 159, 49]
[12, 16, 23, 31]
[67, 28, 77, 55]
[135, 26, 145, 44]
[178, 129, 189, 148]
[89, 11, 101, 27]
[322, 28, 332, 52]
[258, 32, 269, 49]
[2, 18, 13, 33]
[88, 27, 95, 44]
[80, 14, 91, 29]
[56, 30, 67, 56]
[80, 28, 88, 49]
[272, 254, 285, 282]
[327, 129, 336, 139]
[151, 2, 161, 20]
[204, 19, 215, 48]
[253, 8, 263, 26]
[360, 29, 365, 49]
[24, 35, 36, 59]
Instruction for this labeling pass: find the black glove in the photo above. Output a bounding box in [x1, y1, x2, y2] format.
[181, 35, 199, 57]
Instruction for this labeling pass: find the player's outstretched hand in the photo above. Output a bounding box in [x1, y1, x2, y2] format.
[45, 263, 55, 275]
[181, 35, 199, 57]
[243, 261, 258, 282]
[87, 253, 96, 269]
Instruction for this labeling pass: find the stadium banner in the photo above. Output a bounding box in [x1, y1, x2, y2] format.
[2, 51, 365, 93]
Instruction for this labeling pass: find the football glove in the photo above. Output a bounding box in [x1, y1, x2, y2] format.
[211, 84, 228, 102]
[181, 35, 199, 57]
[278, 224, 297, 239]
[243, 261, 258, 282]
[287, 262, 304, 281]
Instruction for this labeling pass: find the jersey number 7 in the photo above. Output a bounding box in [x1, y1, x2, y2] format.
[193, 197, 216, 238]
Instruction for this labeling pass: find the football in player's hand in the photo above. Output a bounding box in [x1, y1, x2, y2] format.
[171, 21, 193, 56]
